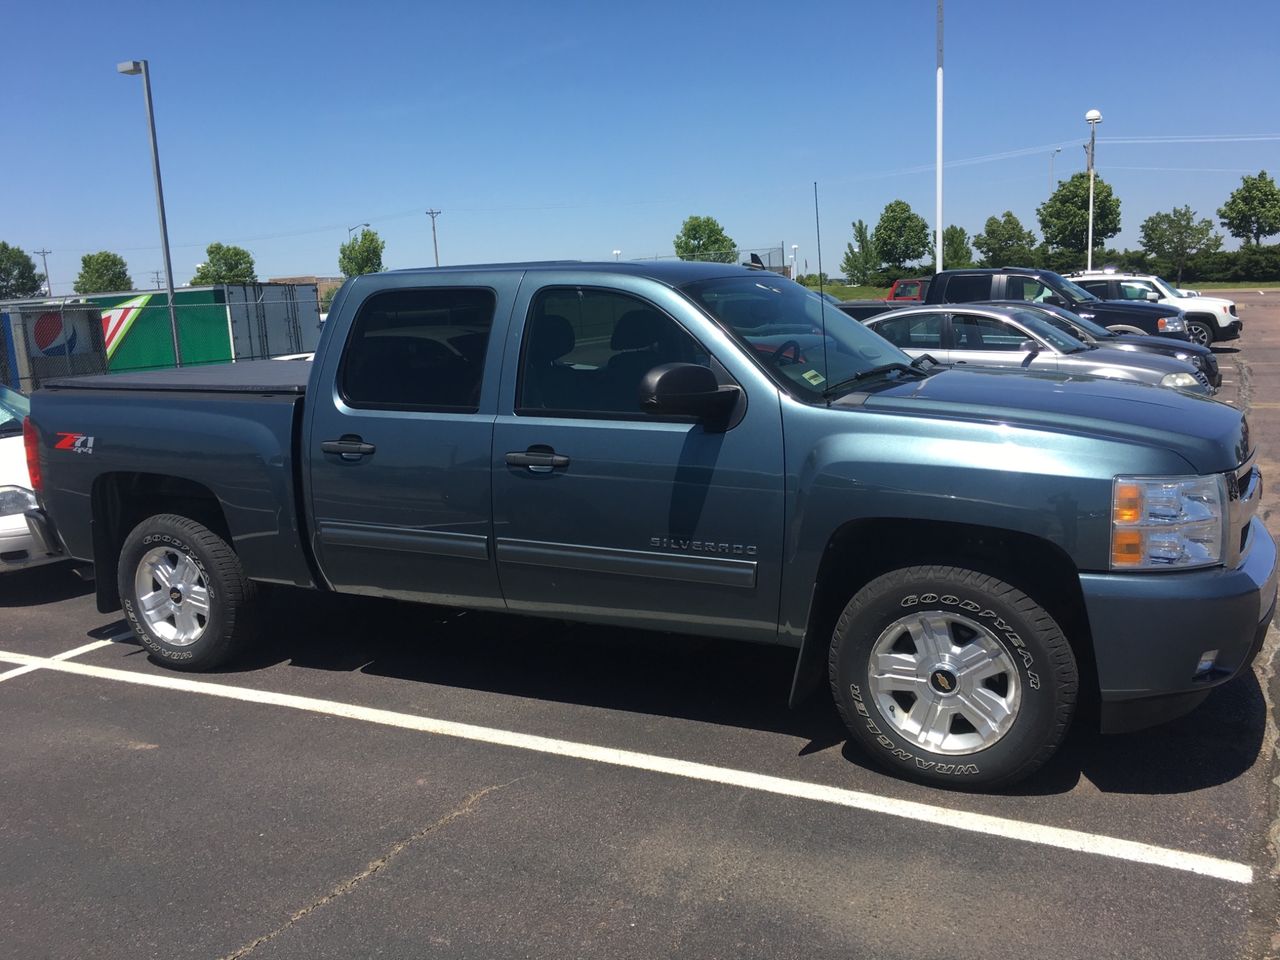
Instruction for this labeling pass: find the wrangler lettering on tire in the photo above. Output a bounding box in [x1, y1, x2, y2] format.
[829, 565, 1077, 789]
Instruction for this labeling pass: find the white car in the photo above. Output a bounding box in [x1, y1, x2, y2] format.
[1067, 270, 1241, 348]
[0, 387, 62, 572]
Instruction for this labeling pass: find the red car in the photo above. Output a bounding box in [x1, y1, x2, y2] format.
[885, 277, 929, 301]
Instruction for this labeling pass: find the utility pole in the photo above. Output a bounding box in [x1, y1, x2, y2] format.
[1085, 109, 1103, 271]
[425, 209, 441, 267]
[150, 269, 164, 289]
[34, 248, 53, 297]
[935, 0, 944, 274]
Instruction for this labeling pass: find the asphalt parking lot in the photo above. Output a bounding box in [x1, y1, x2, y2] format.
[3, 292, 1279, 960]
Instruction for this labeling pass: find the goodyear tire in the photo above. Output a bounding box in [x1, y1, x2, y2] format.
[829, 565, 1077, 789]
[119, 513, 258, 672]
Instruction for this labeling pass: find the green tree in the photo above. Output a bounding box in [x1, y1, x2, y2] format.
[190, 242, 257, 285]
[871, 200, 931, 269]
[0, 242, 45, 299]
[74, 251, 132, 294]
[339, 228, 386, 277]
[1036, 172, 1121, 261]
[942, 225, 973, 269]
[839, 219, 879, 284]
[673, 215, 737, 263]
[321, 285, 340, 311]
[973, 212, 1037, 267]
[1217, 171, 1280, 246]
[1138, 206, 1222, 283]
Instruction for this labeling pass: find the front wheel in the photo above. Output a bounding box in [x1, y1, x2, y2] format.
[1185, 320, 1214, 347]
[829, 565, 1077, 789]
[119, 513, 259, 671]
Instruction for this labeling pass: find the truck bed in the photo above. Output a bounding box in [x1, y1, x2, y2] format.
[42, 359, 310, 395]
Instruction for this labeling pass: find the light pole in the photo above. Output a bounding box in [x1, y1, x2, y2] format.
[117, 59, 181, 366]
[1085, 108, 1102, 271]
[791, 244, 799, 279]
[1048, 146, 1062, 195]
[935, 0, 944, 273]
[347, 222, 369, 240]
[613, 249, 621, 261]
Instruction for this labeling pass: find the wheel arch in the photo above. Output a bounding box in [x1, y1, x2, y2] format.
[90, 472, 232, 612]
[788, 517, 1097, 711]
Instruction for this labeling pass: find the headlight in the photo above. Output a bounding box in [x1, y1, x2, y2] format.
[0, 485, 38, 518]
[1111, 475, 1226, 570]
[1160, 372, 1201, 390]
[1157, 314, 1186, 333]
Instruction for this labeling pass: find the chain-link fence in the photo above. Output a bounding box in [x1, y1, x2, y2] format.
[0, 284, 323, 393]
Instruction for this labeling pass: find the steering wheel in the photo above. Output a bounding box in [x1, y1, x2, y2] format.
[769, 339, 804, 366]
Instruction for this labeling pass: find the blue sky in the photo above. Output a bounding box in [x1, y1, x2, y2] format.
[4, 0, 1278, 292]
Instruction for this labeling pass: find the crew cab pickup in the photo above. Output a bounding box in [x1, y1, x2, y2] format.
[27, 261, 1276, 789]
[925, 267, 1191, 340]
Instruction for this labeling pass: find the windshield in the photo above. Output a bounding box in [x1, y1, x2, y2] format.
[682, 276, 913, 400]
[0, 386, 29, 436]
[1048, 273, 1100, 302]
[1007, 309, 1090, 353]
[1029, 305, 1113, 340]
[1152, 276, 1187, 298]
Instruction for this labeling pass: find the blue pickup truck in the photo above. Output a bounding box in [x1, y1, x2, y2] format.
[24, 261, 1277, 788]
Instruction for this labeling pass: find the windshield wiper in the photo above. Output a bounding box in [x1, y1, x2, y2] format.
[822, 362, 928, 398]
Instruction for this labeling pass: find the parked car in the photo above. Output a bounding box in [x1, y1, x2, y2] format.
[863, 304, 1213, 395]
[979, 300, 1222, 387]
[1065, 271, 1241, 347]
[885, 277, 929, 301]
[923, 267, 1191, 340]
[28, 261, 1275, 789]
[0, 387, 62, 572]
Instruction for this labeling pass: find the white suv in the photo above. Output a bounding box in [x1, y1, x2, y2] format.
[1066, 271, 1240, 347]
[0, 387, 61, 573]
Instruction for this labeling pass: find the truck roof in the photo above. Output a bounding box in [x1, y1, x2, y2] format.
[382, 260, 774, 285]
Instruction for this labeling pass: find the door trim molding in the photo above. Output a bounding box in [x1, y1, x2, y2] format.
[318, 521, 490, 560]
[495, 537, 757, 588]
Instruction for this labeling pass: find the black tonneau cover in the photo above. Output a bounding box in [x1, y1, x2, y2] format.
[42, 359, 310, 395]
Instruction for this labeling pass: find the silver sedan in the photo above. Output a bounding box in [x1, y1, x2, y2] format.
[863, 303, 1214, 396]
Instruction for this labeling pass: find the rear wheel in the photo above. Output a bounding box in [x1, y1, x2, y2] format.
[1185, 320, 1214, 347]
[829, 565, 1078, 789]
[119, 513, 258, 671]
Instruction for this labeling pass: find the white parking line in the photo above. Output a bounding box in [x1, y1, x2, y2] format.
[0, 647, 1253, 885]
[0, 640, 115, 683]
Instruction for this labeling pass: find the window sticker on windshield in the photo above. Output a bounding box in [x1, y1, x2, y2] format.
[802, 369, 826, 385]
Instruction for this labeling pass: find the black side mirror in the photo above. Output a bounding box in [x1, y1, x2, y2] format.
[1044, 295, 1067, 308]
[639, 363, 740, 427]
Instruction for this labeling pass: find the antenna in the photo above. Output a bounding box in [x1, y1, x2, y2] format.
[814, 181, 830, 399]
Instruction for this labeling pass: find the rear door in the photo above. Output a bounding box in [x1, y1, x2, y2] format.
[304, 274, 515, 607]
[489, 277, 786, 643]
[867, 310, 949, 362]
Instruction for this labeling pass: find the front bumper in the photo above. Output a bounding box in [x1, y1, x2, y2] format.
[1217, 318, 1242, 341]
[1079, 515, 1278, 733]
[0, 509, 64, 572]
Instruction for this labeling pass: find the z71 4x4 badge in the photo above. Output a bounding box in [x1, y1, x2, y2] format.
[54, 432, 95, 454]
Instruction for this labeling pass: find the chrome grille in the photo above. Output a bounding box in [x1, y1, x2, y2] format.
[1226, 456, 1260, 567]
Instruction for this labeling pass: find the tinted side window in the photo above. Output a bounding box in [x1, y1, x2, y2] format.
[951, 314, 1027, 351]
[1006, 276, 1054, 302]
[873, 313, 942, 349]
[518, 288, 709, 416]
[1078, 280, 1110, 298]
[341, 287, 495, 411]
[943, 274, 993, 301]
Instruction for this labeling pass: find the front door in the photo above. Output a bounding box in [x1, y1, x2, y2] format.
[306, 278, 511, 608]
[490, 281, 786, 643]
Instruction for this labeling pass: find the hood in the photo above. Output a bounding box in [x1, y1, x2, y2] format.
[1088, 299, 1181, 317]
[1065, 346, 1198, 377]
[1104, 333, 1212, 358]
[841, 367, 1249, 474]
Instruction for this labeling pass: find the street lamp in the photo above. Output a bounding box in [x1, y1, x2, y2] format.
[613, 249, 621, 261]
[791, 244, 799, 279]
[117, 59, 181, 366]
[1085, 108, 1102, 271]
[1049, 146, 1062, 194]
[347, 222, 369, 240]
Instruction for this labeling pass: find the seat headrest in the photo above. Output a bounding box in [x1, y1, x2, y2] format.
[529, 314, 574, 363]
[611, 309, 665, 350]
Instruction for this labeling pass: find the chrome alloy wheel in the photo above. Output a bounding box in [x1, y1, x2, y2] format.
[867, 611, 1021, 756]
[134, 545, 211, 646]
